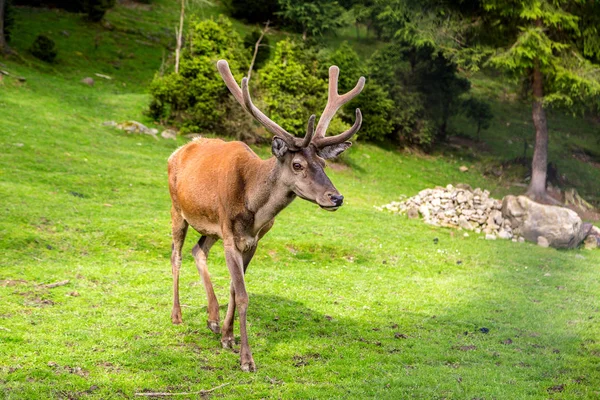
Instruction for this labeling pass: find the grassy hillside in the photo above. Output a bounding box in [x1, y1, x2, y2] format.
[1, 2, 600, 399]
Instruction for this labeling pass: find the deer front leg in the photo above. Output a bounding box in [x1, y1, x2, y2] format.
[192, 236, 219, 334]
[170, 208, 189, 325]
[222, 243, 256, 372]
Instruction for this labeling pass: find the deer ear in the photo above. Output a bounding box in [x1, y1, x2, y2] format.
[271, 137, 289, 159]
[317, 141, 352, 160]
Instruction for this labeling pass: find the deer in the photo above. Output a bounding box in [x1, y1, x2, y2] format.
[167, 59, 365, 372]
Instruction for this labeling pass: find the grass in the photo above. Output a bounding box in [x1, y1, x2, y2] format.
[2, 2, 600, 399]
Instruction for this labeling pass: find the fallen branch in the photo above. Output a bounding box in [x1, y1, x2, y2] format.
[134, 383, 230, 397]
[39, 280, 70, 289]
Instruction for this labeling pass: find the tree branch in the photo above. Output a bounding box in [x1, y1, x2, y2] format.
[247, 21, 270, 80]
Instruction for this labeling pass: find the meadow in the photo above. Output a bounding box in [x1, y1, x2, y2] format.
[1, 2, 600, 398]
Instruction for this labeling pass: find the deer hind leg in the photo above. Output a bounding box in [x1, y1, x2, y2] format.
[192, 236, 219, 334]
[221, 244, 257, 372]
[170, 208, 189, 324]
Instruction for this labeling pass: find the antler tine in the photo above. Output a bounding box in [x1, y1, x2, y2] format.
[217, 60, 301, 149]
[313, 66, 366, 142]
[313, 109, 362, 148]
[302, 115, 316, 148]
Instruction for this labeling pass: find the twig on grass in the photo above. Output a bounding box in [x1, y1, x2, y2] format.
[39, 280, 70, 289]
[134, 383, 230, 397]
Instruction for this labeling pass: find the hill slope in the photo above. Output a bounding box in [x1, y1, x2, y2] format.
[1, 3, 600, 399]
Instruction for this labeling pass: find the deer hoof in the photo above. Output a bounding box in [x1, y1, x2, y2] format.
[241, 361, 256, 372]
[171, 309, 182, 325]
[207, 320, 220, 334]
[221, 337, 235, 349]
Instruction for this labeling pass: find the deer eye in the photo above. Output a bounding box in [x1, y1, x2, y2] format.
[292, 162, 303, 171]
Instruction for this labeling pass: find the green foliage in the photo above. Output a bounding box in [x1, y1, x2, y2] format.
[243, 30, 271, 71]
[327, 42, 394, 142]
[462, 96, 493, 139]
[226, 0, 279, 23]
[84, 0, 116, 21]
[148, 16, 249, 133]
[29, 34, 57, 62]
[3, 0, 15, 43]
[259, 39, 329, 136]
[13, 0, 115, 21]
[277, 0, 351, 38]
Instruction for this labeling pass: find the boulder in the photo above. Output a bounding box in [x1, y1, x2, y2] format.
[502, 195, 589, 249]
[161, 129, 178, 140]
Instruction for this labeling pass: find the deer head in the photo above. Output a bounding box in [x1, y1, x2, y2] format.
[217, 60, 365, 211]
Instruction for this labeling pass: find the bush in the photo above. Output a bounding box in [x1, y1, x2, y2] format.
[226, 0, 279, 23]
[30, 35, 57, 63]
[84, 0, 116, 22]
[259, 40, 332, 137]
[3, 0, 15, 43]
[13, 0, 115, 21]
[148, 16, 250, 134]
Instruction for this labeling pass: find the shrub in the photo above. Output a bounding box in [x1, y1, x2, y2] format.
[462, 97, 493, 140]
[259, 39, 331, 137]
[226, 0, 279, 23]
[84, 0, 116, 22]
[3, 0, 15, 43]
[30, 35, 57, 63]
[148, 16, 250, 134]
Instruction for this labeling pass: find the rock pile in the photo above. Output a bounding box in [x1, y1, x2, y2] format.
[376, 184, 518, 241]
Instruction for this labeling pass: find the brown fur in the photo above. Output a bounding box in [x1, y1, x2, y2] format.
[167, 137, 343, 372]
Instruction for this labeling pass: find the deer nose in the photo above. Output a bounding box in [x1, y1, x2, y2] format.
[329, 194, 344, 207]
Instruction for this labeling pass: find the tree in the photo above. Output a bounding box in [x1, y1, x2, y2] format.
[463, 97, 493, 141]
[381, 0, 600, 201]
[277, 0, 350, 39]
[0, 0, 8, 53]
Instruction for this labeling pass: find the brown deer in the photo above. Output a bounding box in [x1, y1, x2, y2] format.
[167, 59, 365, 372]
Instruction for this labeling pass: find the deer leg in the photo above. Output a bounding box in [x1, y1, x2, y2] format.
[170, 209, 188, 325]
[192, 236, 219, 334]
[222, 244, 256, 372]
[221, 244, 257, 348]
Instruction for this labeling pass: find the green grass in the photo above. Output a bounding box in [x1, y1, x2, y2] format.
[2, 3, 600, 399]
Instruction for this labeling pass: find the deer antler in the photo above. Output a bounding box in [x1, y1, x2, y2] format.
[312, 66, 365, 148]
[217, 60, 311, 151]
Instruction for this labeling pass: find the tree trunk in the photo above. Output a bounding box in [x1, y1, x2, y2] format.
[527, 58, 550, 202]
[0, 0, 7, 53]
[174, 0, 184, 74]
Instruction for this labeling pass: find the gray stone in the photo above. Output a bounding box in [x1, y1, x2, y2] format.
[407, 207, 419, 219]
[497, 229, 512, 240]
[485, 234, 497, 240]
[81, 77, 95, 86]
[458, 215, 474, 231]
[583, 235, 598, 250]
[502, 195, 589, 249]
[537, 236, 550, 248]
[161, 129, 178, 140]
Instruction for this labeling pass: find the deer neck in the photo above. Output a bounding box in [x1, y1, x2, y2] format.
[246, 157, 295, 234]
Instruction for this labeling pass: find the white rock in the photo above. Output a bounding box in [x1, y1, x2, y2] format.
[485, 234, 497, 240]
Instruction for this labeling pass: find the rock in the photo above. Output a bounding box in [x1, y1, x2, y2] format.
[81, 77, 95, 86]
[485, 234, 497, 240]
[407, 207, 419, 219]
[502, 195, 589, 249]
[161, 129, 178, 140]
[459, 165, 469, 172]
[103, 120, 117, 126]
[583, 235, 598, 250]
[458, 215, 474, 231]
[418, 204, 430, 219]
[116, 121, 158, 138]
[497, 229, 512, 240]
[537, 236, 550, 248]
[463, 233, 469, 237]
[456, 192, 468, 204]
